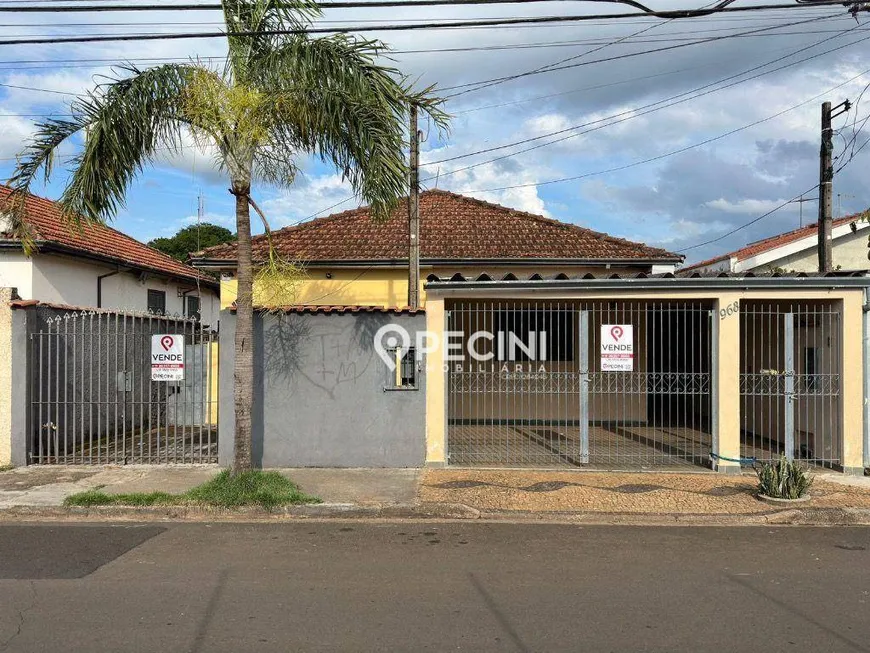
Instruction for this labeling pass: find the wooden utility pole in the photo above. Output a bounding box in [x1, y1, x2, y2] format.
[817, 99, 850, 272]
[408, 104, 420, 309]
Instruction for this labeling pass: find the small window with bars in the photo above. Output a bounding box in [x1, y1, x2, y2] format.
[147, 289, 166, 315]
[384, 347, 418, 390]
[186, 295, 201, 319]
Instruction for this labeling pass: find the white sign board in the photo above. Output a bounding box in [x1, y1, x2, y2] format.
[600, 324, 634, 372]
[151, 334, 184, 381]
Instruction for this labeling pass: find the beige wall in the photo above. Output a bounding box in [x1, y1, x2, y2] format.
[0, 288, 13, 466]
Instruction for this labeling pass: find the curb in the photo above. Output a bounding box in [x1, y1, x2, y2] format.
[0, 502, 481, 522]
[1, 504, 870, 525]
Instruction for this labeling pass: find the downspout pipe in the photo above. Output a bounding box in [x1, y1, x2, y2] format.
[864, 286, 869, 469]
[96, 268, 123, 309]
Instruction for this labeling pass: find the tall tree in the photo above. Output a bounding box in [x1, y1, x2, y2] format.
[6, 0, 447, 473]
[150, 223, 236, 262]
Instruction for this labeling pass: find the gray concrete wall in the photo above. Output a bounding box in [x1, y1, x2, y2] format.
[219, 310, 427, 468]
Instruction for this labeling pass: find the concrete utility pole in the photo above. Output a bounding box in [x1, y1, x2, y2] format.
[817, 99, 851, 272]
[408, 104, 420, 309]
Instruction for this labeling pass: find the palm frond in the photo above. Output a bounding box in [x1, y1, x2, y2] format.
[221, 0, 319, 82]
[8, 63, 201, 228]
[255, 34, 449, 219]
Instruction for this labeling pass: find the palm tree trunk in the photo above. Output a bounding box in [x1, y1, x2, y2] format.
[232, 179, 254, 473]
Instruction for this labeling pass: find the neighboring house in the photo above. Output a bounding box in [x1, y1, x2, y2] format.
[0, 185, 220, 324]
[192, 189, 683, 308]
[683, 213, 870, 274]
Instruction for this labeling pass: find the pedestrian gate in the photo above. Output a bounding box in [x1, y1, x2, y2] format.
[739, 300, 841, 467]
[29, 309, 219, 464]
[446, 300, 714, 468]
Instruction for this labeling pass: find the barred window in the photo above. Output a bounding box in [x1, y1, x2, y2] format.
[385, 347, 417, 390]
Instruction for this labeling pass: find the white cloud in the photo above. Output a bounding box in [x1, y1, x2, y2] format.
[705, 198, 790, 214]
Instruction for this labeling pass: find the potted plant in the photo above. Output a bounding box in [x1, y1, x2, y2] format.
[756, 455, 813, 504]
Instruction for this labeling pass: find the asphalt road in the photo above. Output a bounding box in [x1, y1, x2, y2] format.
[1, 522, 870, 652]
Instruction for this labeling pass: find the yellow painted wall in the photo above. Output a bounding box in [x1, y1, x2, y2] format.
[0, 289, 12, 466]
[218, 265, 646, 309]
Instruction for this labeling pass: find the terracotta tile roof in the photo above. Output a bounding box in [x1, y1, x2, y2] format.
[683, 213, 866, 272]
[197, 189, 680, 264]
[0, 185, 217, 288]
[231, 304, 424, 315]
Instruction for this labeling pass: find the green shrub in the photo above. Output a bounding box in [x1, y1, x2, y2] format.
[756, 455, 813, 499]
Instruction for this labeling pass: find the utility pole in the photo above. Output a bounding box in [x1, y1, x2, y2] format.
[817, 99, 850, 272]
[408, 104, 420, 309]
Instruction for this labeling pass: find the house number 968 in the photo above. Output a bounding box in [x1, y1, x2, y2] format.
[719, 301, 739, 319]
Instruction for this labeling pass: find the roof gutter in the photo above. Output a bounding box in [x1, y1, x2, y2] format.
[191, 256, 684, 270]
[425, 275, 870, 294]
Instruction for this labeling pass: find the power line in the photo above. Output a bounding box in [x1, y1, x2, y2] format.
[422, 21, 868, 178]
[0, 0, 666, 10]
[438, 11, 838, 93]
[0, 2, 857, 46]
[677, 110, 870, 256]
[452, 74, 870, 196]
[0, 15, 843, 69]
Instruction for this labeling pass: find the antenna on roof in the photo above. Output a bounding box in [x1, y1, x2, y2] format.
[434, 167, 440, 189]
[789, 195, 816, 228]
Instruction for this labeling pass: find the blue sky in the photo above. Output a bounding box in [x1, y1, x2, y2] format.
[1, 0, 869, 263]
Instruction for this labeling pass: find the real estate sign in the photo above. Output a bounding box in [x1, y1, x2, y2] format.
[600, 324, 634, 372]
[151, 334, 184, 381]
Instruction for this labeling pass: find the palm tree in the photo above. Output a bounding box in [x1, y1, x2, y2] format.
[6, 0, 447, 473]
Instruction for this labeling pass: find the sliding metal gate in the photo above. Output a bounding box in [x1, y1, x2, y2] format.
[739, 301, 841, 467]
[446, 300, 714, 468]
[29, 309, 219, 464]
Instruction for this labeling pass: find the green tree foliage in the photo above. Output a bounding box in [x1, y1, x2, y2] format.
[6, 0, 448, 474]
[149, 223, 236, 262]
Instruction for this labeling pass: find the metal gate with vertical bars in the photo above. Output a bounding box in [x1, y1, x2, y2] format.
[29, 309, 219, 464]
[740, 300, 841, 467]
[446, 300, 714, 468]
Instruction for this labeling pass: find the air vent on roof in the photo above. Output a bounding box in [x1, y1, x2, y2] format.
[501, 273, 518, 281]
[528, 273, 543, 281]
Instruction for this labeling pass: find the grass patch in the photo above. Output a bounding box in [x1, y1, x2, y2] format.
[63, 470, 320, 510]
[186, 470, 320, 509]
[0, 465, 12, 473]
[64, 489, 176, 507]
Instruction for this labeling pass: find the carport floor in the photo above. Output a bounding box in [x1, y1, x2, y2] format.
[447, 424, 712, 468]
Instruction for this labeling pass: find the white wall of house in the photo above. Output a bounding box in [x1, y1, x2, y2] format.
[0, 251, 219, 325]
[0, 251, 34, 298]
[758, 227, 870, 273]
[687, 222, 870, 274]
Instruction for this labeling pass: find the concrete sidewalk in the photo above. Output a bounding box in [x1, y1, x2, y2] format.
[4, 465, 870, 526]
[0, 465, 421, 508]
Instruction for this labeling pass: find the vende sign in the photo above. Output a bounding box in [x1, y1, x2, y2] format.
[600, 324, 634, 372]
[151, 334, 184, 381]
